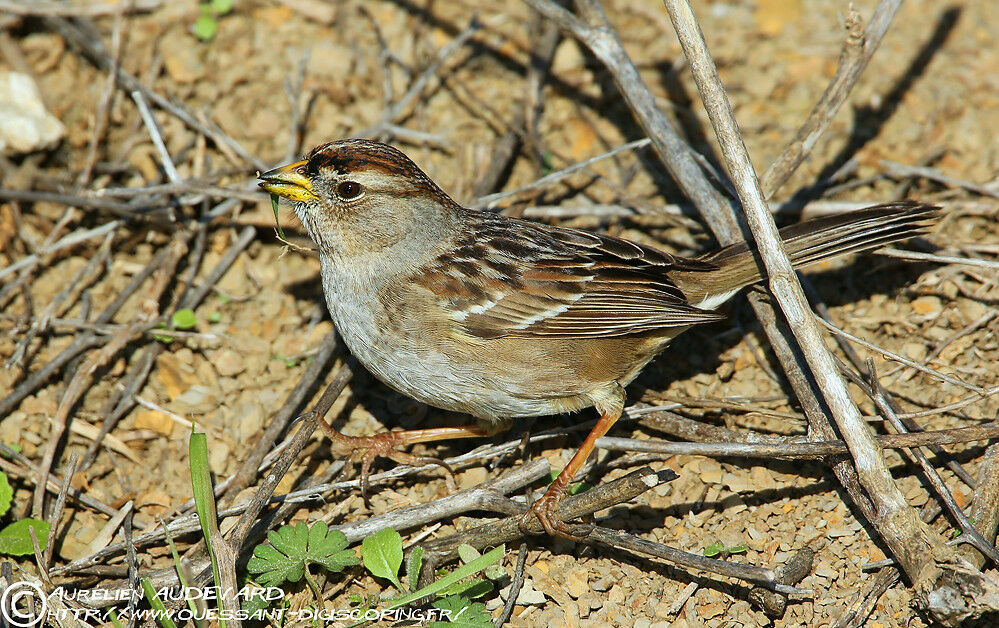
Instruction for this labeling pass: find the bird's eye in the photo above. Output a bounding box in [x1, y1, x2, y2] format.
[337, 181, 363, 200]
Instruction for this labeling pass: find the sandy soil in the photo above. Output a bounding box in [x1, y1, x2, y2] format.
[1, 1, 998, 626]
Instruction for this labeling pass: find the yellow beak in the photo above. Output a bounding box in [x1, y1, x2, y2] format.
[257, 160, 318, 202]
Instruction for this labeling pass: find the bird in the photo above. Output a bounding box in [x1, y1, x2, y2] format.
[259, 138, 938, 538]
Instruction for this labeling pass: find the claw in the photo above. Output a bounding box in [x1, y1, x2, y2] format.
[518, 491, 593, 541]
[323, 425, 462, 504]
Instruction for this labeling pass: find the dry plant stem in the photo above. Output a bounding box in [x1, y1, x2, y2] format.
[858, 361, 999, 562]
[52, 425, 576, 576]
[31, 230, 190, 518]
[523, 0, 741, 239]
[881, 159, 999, 200]
[226, 364, 354, 550]
[42, 16, 263, 169]
[0, 452, 120, 520]
[221, 330, 341, 504]
[475, 138, 652, 209]
[806, 280, 977, 489]
[833, 567, 900, 628]
[958, 444, 999, 569]
[81, 345, 157, 469]
[664, 1, 999, 622]
[748, 547, 816, 618]
[875, 247, 999, 271]
[817, 316, 986, 394]
[471, 16, 560, 198]
[0, 0, 165, 17]
[79, 3, 124, 186]
[0, 219, 123, 283]
[358, 18, 481, 139]
[0, 190, 165, 220]
[210, 535, 241, 628]
[599, 420, 999, 458]
[528, 0, 877, 533]
[496, 543, 529, 627]
[7, 231, 115, 370]
[638, 408, 794, 444]
[42, 453, 77, 570]
[418, 467, 675, 561]
[760, 0, 902, 197]
[332, 459, 549, 543]
[746, 292, 878, 522]
[132, 89, 182, 184]
[586, 527, 807, 595]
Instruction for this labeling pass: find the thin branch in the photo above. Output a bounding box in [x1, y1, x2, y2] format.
[761, 1, 903, 197]
[598, 420, 999, 458]
[662, 0, 999, 621]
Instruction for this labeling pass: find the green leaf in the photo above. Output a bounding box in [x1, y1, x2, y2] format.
[406, 545, 424, 592]
[0, 519, 50, 556]
[271, 194, 287, 239]
[725, 544, 747, 555]
[429, 596, 492, 628]
[568, 480, 594, 496]
[456, 544, 480, 564]
[307, 522, 357, 572]
[0, 472, 12, 518]
[703, 541, 724, 558]
[385, 545, 504, 611]
[435, 578, 492, 599]
[545, 469, 590, 495]
[362, 527, 404, 591]
[247, 522, 357, 587]
[171, 308, 198, 330]
[241, 592, 272, 617]
[210, 0, 233, 14]
[141, 578, 179, 628]
[484, 563, 507, 582]
[208, 311, 221, 323]
[107, 609, 123, 628]
[540, 152, 555, 176]
[192, 15, 218, 41]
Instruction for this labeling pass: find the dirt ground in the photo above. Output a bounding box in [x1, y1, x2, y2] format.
[2, 0, 998, 626]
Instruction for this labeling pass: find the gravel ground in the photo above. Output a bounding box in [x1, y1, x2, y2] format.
[1, 1, 998, 626]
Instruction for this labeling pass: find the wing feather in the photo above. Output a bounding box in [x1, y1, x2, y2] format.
[414, 212, 724, 339]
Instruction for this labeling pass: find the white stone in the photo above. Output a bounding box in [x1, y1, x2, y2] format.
[0, 72, 65, 155]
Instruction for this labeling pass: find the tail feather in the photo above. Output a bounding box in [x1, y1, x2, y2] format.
[673, 201, 939, 307]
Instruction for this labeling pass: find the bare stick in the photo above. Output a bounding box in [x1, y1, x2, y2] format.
[42, 16, 264, 170]
[663, 0, 999, 621]
[523, 0, 741, 240]
[226, 364, 354, 550]
[598, 419, 999, 458]
[417, 467, 676, 561]
[474, 138, 651, 208]
[332, 459, 549, 543]
[874, 247, 999, 271]
[816, 316, 987, 394]
[859, 360, 998, 562]
[958, 444, 999, 569]
[358, 19, 482, 139]
[0, 0, 164, 16]
[882, 159, 999, 200]
[132, 89, 182, 184]
[42, 454, 77, 570]
[586, 527, 807, 595]
[761, 1, 902, 197]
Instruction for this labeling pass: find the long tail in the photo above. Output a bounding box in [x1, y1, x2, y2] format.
[672, 201, 940, 308]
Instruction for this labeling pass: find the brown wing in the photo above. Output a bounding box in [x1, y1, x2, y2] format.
[414, 212, 726, 339]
